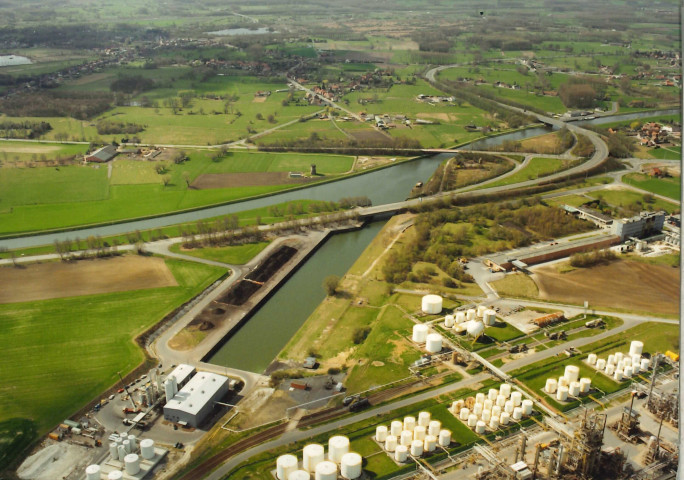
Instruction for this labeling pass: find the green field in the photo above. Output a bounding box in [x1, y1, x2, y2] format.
[169, 241, 270, 265]
[647, 146, 681, 160]
[490, 273, 540, 298]
[623, 173, 681, 200]
[476, 157, 568, 189]
[0, 140, 88, 164]
[588, 188, 679, 213]
[0, 257, 226, 470]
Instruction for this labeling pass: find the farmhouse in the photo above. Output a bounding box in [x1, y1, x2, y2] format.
[163, 371, 229, 428]
[85, 145, 118, 163]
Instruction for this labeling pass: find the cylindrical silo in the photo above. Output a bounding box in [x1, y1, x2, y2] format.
[477, 305, 487, 318]
[484, 399, 493, 411]
[641, 358, 650, 371]
[452, 399, 464, 412]
[545, 378, 558, 394]
[490, 416, 500, 430]
[410, 440, 423, 457]
[140, 439, 155, 460]
[400, 430, 413, 446]
[384, 435, 397, 452]
[587, 353, 597, 365]
[558, 376, 569, 388]
[314, 461, 337, 480]
[428, 420, 441, 436]
[109, 443, 118, 459]
[460, 408, 470, 421]
[108, 471, 123, 480]
[492, 405, 502, 418]
[615, 352, 624, 363]
[466, 320, 485, 338]
[123, 440, 131, 453]
[596, 358, 606, 371]
[455, 311, 466, 323]
[630, 341, 644, 356]
[444, 315, 454, 328]
[164, 376, 176, 402]
[483, 309, 497, 326]
[467, 414, 478, 427]
[412, 324, 428, 344]
[85, 465, 101, 480]
[303, 444, 325, 473]
[623, 357, 632, 367]
[511, 391, 522, 406]
[277, 454, 299, 480]
[512, 408, 523, 421]
[417, 411, 430, 427]
[481, 409, 491, 423]
[499, 383, 512, 398]
[466, 309, 476, 321]
[394, 445, 408, 463]
[556, 386, 569, 402]
[579, 378, 591, 393]
[564, 365, 580, 383]
[413, 426, 426, 441]
[424, 435, 437, 451]
[504, 401, 514, 414]
[500, 412, 510, 425]
[614, 370, 623, 382]
[328, 436, 349, 463]
[124, 454, 140, 475]
[494, 396, 505, 408]
[340, 452, 362, 480]
[605, 364, 615, 376]
[403, 416, 416, 431]
[475, 421, 486, 434]
[426, 333, 443, 353]
[475, 392, 485, 404]
[375, 427, 388, 443]
[289, 471, 310, 480]
[607, 354, 616, 366]
[421, 295, 443, 314]
[624, 366, 633, 378]
[117, 445, 126, 461]
[521, 399, 533, 416]
[632, 362, 640, 375]
[390, 421, 402, 436]
[127, 434, 137, 451]
[473, 403, 483, 417]
[487, 388, 498, 401]
[438, 430, 451, 447]
[568, 382, 581, 397]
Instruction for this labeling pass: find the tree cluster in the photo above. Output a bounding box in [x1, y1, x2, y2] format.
[569, 249, 616, 268]
[110, 75, 155, 94]
[0, 91, 114, 119]
[96, 121, 145, 135]
[0, 120, 52, 139]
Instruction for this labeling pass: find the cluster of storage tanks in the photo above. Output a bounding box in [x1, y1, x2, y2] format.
[275, 436, 363, 480]
[585, 340, 650, 383]
[543, 365, 592, 402]
[411, 324, 444, 353]
[448, 305, 496, 337]
[374, 411, 452, 463]
[84, 437, 157, 479]
[450, 383, 533, 433]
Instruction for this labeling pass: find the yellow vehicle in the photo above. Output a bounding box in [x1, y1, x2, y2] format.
[665, 351, 679, 362]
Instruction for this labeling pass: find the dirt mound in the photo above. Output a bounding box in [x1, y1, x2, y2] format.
[532, 260, 679, 315]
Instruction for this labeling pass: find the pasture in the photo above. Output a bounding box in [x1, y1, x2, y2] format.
[477, 157, 567, 189]
[623, 173, 680, 200]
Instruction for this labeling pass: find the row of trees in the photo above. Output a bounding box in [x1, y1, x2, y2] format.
[258, 134, 423, 156]
[0, 120, 52, 139]
[569, 249, 617, 268]
[96, 120, 145, 135]
[0, 91, 114, 119]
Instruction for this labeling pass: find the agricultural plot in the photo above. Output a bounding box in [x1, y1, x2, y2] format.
[586, 188, 679, 213]
[476, 157, 567, 189]
[0, 258, 225, 450]
[623, 173, 680, 200]
[647, 146, 681, 160]
[170, 241, 270, 265]
[0, 141, 87, 165]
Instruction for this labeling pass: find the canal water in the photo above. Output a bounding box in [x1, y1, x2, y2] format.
[207, 221, 386, 373]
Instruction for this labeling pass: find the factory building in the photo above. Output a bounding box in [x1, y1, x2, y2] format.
[611, 211, 665, 240]
[167, 364, 196, 388]
[163, 372, 229, 428]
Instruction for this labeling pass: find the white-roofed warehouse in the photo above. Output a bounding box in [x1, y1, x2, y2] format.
[167, 364, 196, 388]
[163, 371, 229, 428]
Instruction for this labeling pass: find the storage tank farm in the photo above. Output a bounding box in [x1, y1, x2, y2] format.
[275, 435, 364, 479]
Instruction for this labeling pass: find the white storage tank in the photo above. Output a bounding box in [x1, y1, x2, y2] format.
[328, 436, 350, 463]
[488, 389, 498, 401]
[426, 333, 443, 353]
[375, 426, 387, 443]
[410, 440, 423, 457]
[607, 354, 616, 366]
[85, 465, 101, 480]
[579, 378, 591, 393]
[475, 421, 486, 434]
[459, 408, 470, 421]
[489, 416, 500, 430]
[403, 416, 416, 431]
[424, 435, 437, 452]
[454, 323, 467, 334]
[492, 405, 502, 418]
[455, 311, 466, 323]
[641, 358, 650, 371]
[123, 440, 131, 453]
[412, 324, 428, 343]
[483, 309, 497, 326]
[558, 376, 569, 388]
[587, 353, 598, 365]
[623, 357, 632, 367]
[632, 354, 641, 365]
[164, 376, 176, 402]
[511, 391, 522, 406]
[596, 359, 606, 371]
[556, 386, 569, 402]
[475, 393, 486, 405]
[499, 383, 512, 398]
[521, 399, 533, 416]
[484, 399, 493, 411]
[496, 395, 506, 408]
[390, 421, 402, 436]
[384, 435, 397, 452]
[466, 320, 485, 338]
[624, 366, 633, 378]
[303, 444, 325, 472]
[438, 430, 451, 447]
[124, 454, 140, 475]
[340, 452, 362, 480]
[127, 434, 137, 451]
[289, 471, 310, 480]
[140, 439, 155, 459]
[512, 408, 523, 421]
[451, 399, 464, 412]
[108, 472, 123, 480]
[632, 362, 640, 375]
[444, 315, 455, 328]
[109, 443, 118, 459]
[428, 420, 441, 436]
[614, 370, 623, 382]
[605, 364, 615, 376]
[481, 409, 491, 423]
[630, 341, 644, 356]
[500, 412, 510, 425]
[418, 412, 431, 427]
[421, 295, 443, 314]
[400, 430, 413, 446]
[315, 461, 337, 480]
[277, 455, 299, 480]
[568, 382, 581, 397]
[504, 400, 514, 414]
[473, 404, 483, 417]
[545, 378, 558, 394]
[564, 365, 580, 383]
[467, 414, 478, 427]
[414, 425, 426, 441]
[117, 445, 126, 461]
[394, 445, 408, 463]
[466, 309, 476, 321]
[615, 352, 624, 363]
[476, 305, 487, 317]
